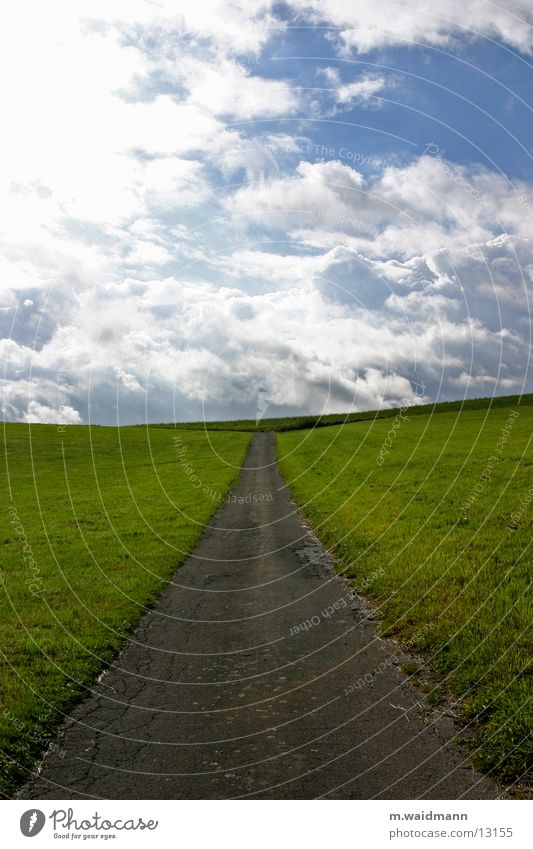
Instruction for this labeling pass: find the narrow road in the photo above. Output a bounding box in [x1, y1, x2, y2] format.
[21, 434, 499, 799]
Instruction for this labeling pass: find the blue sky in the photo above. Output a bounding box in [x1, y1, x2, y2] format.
[255, 22, 533, 177]
[1, 1, 532, 424]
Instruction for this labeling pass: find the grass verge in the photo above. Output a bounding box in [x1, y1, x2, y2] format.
[0, 423, 250, 798]
[277, 404, 532, 786]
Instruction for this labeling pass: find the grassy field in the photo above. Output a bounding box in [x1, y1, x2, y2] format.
[277, 403, 532, 786]
[1, 394, 531, 795]
[0, 423, 250, 797]
[152, 393, 533, 432]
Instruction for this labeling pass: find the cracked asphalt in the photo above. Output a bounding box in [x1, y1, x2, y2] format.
[20, 433, 500, 799]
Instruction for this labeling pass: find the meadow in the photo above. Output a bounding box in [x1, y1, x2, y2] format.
[155, 392, 533, 432]
[1, 395, 531, 795]
[277, 402, 532, 785]
[0, 423, 250, 797]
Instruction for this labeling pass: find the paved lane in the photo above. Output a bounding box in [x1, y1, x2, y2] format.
[21, 434, 499, 799]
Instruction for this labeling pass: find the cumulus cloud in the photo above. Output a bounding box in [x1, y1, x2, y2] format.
[286, 0, 533, 55]
[225, 159, 367, 231]
[320, 69, 392, 112]
[182, 58, 298, 119]
[23, 402, 82, 425]
[3, 147, 532, 422]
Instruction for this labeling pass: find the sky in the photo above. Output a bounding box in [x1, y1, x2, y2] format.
[1, 0, 532, 425]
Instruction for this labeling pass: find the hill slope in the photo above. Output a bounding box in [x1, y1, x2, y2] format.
[278, 402, 532, 785]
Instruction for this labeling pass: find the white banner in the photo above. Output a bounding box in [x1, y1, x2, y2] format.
[1, 799, 531, 848]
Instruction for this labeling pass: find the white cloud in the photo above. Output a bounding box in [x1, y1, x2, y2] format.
[0, 0, 300, 341]
[286, 0, 533, 55]
[23, 401, 82, 425]
[225, 159, 367, 230]
[182, 58, 298, 119]
[331, 74, 391, 110]
[229, 154, 533, 259]
[218, 250, 331, 286]
[3, 149, 532, 423]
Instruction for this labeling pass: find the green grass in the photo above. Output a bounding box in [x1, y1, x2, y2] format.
[151, 392, 533, 432]
[0, 423, 250, 798]
[1, 394, 531, 795]
[277, 404, 532, 786]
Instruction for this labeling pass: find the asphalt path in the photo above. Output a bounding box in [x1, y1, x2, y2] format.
[21, 433, 500, 799]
